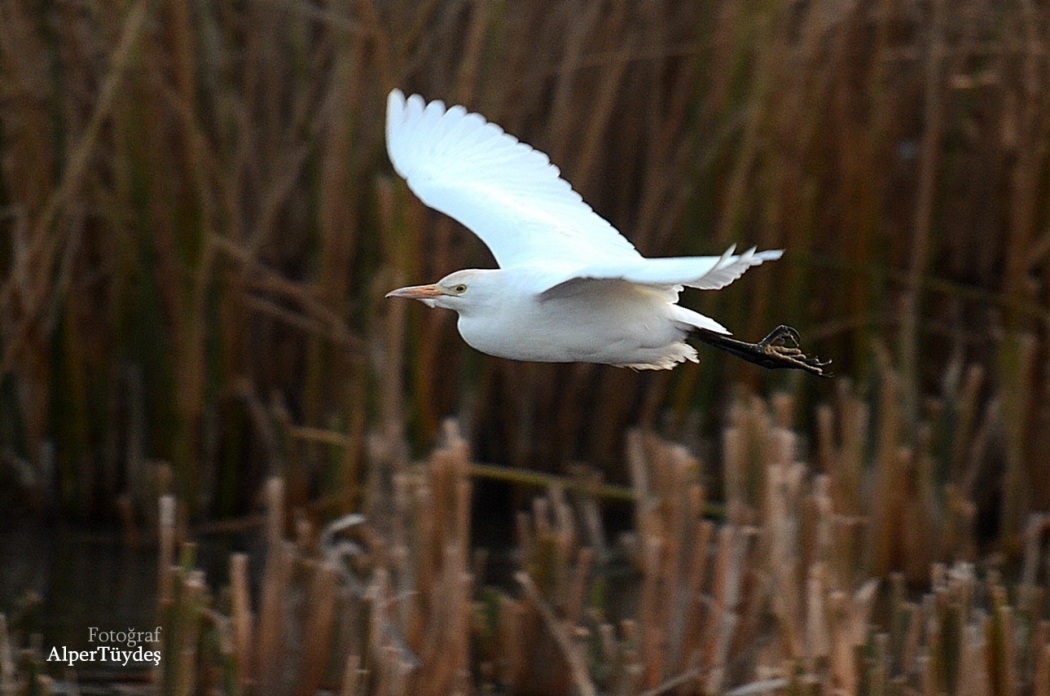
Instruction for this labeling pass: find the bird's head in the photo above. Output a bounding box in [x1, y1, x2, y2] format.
[385, 269, 501, 315]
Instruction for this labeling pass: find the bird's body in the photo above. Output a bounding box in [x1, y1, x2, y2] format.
[384, 90, 830, 375]
[450, 270, 702, 369]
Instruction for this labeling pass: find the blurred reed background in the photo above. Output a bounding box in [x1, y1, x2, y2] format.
[2, 0, 1050, 692]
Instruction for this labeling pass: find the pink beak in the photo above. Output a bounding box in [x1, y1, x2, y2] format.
[385, 283, 446, 300]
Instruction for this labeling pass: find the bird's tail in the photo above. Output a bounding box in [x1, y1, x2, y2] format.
[670, 305, 730, 335]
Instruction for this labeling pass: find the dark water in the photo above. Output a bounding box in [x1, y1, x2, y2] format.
[0, 523, 159, 677]
[0, 521, 260, 681]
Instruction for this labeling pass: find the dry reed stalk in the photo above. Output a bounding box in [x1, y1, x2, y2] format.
[896, 598, 921, 680]
[158, 495, 177, 604]
[816, 382, 868, 517]
[517, 571, 597, 696]
[804, 475, 833, 575]
[723, 425, 747, 526]
[229, 553, 253, 690]
[157, 559, 208, 696]
[630, 437, 667, 684]
[365, 567, 394, 684]
[1001, 0, 1050, 327]
[805, 562, 830, 670]
[991, 592, 1019, 695]
[341, 653, 362, 696]
[998, 332, 1037, 547]
[951, 622, 981, 696]
[265, 477, 285, 551]
[497, 594, 526, 689]
[0, 614, 12, 694]
[299, 560, 340, 695]
[898, 0, 947, 426]
[908, 442, 942, 582]
[565, 546, 594, 626]
[636, 532, 666, 687]
[701, 525, 746, 693]
[870, 629, 891, 695]
[1021, 514, 1048, 595]
[255, 542, 293, 693]
[827, 591, 858, 693]
[949, 365, 985, 479]
[614, 622, 645, 696]
[1037, 637, 1050, 696]
[674, 517, 714, 675]
[871, 357, 906, 576]
[765, 456, 804, 660]
[374, 177, 410, 439]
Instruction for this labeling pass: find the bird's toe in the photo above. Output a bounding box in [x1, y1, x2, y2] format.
[760, 325, 802, 349]
[761, 326, 832, 377]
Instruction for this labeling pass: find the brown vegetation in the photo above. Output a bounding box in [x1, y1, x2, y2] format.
[2, 0, 1050, 692]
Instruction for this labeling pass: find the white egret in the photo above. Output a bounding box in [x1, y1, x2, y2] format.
[384, 89, 830, 376]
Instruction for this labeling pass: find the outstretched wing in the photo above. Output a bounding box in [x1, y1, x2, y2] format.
[386, 89, 642, 269]
[538, 245, 783, 295]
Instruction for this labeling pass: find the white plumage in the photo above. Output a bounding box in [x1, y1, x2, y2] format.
[385, 89, 829, 374]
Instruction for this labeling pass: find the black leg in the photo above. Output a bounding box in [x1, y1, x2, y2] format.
[691, 325, 832, 377]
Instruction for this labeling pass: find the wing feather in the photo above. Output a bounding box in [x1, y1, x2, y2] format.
[538, 246, 783, 294]
[386, 89, 641, 269]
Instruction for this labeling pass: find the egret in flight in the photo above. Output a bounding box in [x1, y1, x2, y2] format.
[385, 90, 830, 376]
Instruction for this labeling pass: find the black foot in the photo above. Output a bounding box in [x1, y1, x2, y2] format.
[691, 324, 833, 377]
[754, 325, 833, 377]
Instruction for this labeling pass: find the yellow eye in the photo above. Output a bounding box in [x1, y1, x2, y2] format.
[452, 283, 467, 294]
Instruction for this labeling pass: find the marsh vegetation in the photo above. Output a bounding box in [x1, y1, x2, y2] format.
[1, 0, 1049, 693]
